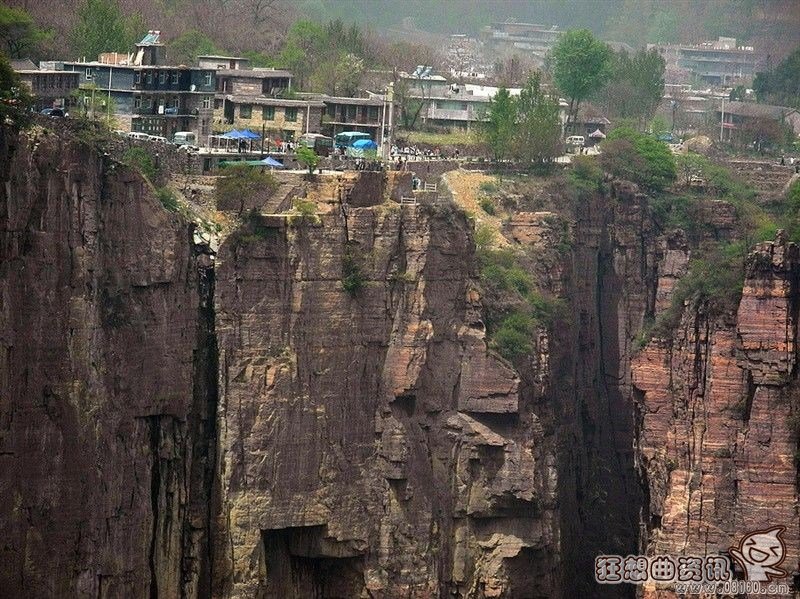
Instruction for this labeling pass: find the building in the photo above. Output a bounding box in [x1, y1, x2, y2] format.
[480, 22, 561, 67]
[316, 95, 386, 141]
[677, 37, 758, 85]
[197, 55, 250, 71]
[57, 31, 216, 139]
[219, 95, 324, 142]
[716, 101, 800, 143]
[11, 59, 79, 110]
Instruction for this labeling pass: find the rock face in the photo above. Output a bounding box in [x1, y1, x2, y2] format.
[633, 233, 800, 596]
[0, 126, 217, 597]
[212, 195, 559, 598]
[2, 123, 799, 599]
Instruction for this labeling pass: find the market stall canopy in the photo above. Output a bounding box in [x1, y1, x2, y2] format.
[221, 129, 246, 139]
[259, 157, 285, 167]
[589, 129, 606, 139]
[240, 129, 261, 139]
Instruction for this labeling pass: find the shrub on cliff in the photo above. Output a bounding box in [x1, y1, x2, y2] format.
[342, 242, 366, 296]
[0, 53, 33, 128]
[600, 126, 676, 191]
[215, 164, 277, 215]
[122, 147, 157, 181]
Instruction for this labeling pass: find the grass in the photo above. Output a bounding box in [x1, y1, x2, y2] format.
[288, 198, 320, 226]
[156, 187, 179, 212]
[478, 196, 496, 215]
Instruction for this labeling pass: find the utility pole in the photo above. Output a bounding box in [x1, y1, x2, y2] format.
[306, 103, 310, 134]
[380, 93, 387, 159]
[719, 97, 725, 143]
[386, 82, 394, 159]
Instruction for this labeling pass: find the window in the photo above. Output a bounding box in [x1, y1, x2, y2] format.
[285, 107, 297, 122]
[202, 96, 211, 109]
[134, 97, 141, 109]
[283, 129, 295, 141]
[146, 72, 152, 84]
[240, 104, 252, 118]
[460, 103, 468, 111]
[85, 68, 92, 81]
[368, 106, 379, 120]
[204, 72, 212, 86]
[263, 106, 275, 120]
[346, 105, 357, 121]
[214, 99, 223, 109]
[159, 71, 165, 84]
[135, 72, 141, 84]
[172, 72, 178, 84]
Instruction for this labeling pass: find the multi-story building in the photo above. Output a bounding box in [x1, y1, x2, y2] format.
[57, 31, 216, 139]
[480, 22, 561, 67]
[316, 95, 386, 141]
[219, 96, 324, 142]
[12, 59, 79, 110]
[677, 37, 758, 86]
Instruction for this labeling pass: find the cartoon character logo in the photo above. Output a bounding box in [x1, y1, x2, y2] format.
[729, 526, 787, 582]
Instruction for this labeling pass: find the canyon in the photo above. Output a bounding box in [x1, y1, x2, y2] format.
[1, 123, 798, 598]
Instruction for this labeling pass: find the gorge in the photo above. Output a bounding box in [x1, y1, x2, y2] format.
[1, 122, 798, 598]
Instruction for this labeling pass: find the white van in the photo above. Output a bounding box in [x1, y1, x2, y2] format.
[127, 131, 150, 141]
[566, 135, 585, 146]
[173, 131, 197, 146]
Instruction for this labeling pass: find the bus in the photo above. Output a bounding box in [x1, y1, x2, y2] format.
[334, 131, 373, 150]
[298, 133, 333, 156]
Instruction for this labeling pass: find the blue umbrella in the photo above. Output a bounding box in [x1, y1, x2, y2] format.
[260, 156, 285, 168]
[352, 138, 378, 149]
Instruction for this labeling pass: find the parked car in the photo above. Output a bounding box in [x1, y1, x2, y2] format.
[40, 108, 65, 117]
[172, 131, 197, 146]
[127, 132, 150, 141]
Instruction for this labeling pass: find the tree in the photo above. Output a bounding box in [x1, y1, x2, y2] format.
[0, 5, 49, 58]
[0, 53, 33, 127]
[70, 0, 138, 59]
[296, 146, 319, 175]
[601, 48, 665, 128]
[551, 29, 611, 133]
[481, 87, 516, 162]
[510, 73, 561, 164]
[278, 20, 326, 90]
[601, 126, 676, 191]
[753, 46, 800, 109]
[71, 83, 117, 127]
[215, 164, 277, 215]
[168, 30, 222, 65]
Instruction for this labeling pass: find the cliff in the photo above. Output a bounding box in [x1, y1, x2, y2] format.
[0, 124, 218, 597]
[1, 123, 798, 598]
[633, 232, 800, 596]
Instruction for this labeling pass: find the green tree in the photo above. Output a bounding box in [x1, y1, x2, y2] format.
[168, 30, 221, 65]
[602, 48, 665, 128]
[481, 86, 516, 161]
[278, 20, 326, 90]
[551, 29, 612, 133]
[753, 46, 800, 109]
[0, 5, 49, 58]
[71, 83, 117, 127]
[215, 163, 277, 215]
[601, 126, 676, 191]
[296, 146, 319, 175]
[71, 0, 137, 59]
[511, 73, 561, 164]
[0, 53, 33, 127]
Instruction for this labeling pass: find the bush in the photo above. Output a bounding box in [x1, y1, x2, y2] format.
[601, 126, 676, 191]
[478, 196, 496, 215]
[289, 198, 320, 225]
[569, 155, 604, 196]
[479, 180, 499, 194]
[215, 164, 277, 214]
[650, 244, 745, 339]
[236, 209, 279, 243]
[477, 246, 560, 361]
[296, 146, 319, 175]
[342, 243, 365, 296]
[156, 187, 179, 212]
[122, 146, 157, 181]
[474, 223, 497, 250]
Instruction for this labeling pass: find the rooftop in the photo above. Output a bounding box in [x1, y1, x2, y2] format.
[216, 68, 292, 78]
[719, 101, 798, 119]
